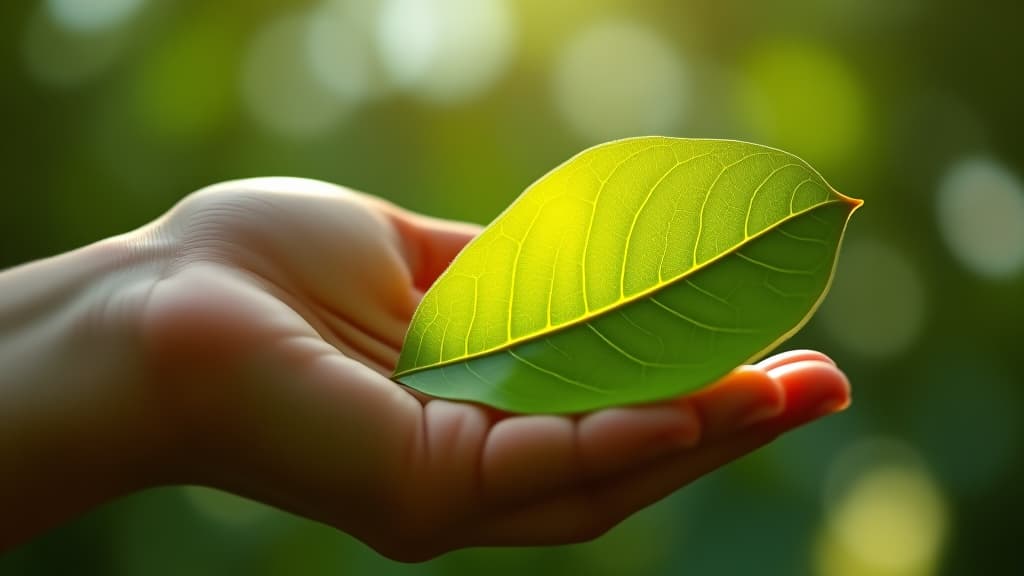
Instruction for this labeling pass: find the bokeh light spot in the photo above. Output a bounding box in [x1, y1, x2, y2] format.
[819, 237, 926, 359]
[21, 6, 128, 87]
[737, 42, 868, 171]
[553, 21, 688, 142]
[183, 486, 273, 527]
[306, 0, 391, 102]
[818, 439, 948, 576]
[936, 156, 1024, 279]
[517, 0, 631, 65]
[46, 0, 147, 33]
[242, 13, 352, 138]
[376, 0, 515, 104]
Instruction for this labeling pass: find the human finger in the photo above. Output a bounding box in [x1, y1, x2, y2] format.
[756, 349, 835, 371]
[468, 360, 849, 546]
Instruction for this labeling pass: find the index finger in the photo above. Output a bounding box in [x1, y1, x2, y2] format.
[383, 206, 483, 291]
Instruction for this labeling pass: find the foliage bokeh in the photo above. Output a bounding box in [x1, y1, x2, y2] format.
[2, 0, 1022, 574]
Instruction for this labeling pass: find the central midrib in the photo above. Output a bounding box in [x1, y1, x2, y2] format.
[394, 198, 848, 378]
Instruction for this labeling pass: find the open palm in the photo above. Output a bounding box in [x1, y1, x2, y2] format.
[137, 178, 849, 561]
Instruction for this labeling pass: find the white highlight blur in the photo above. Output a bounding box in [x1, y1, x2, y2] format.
[46, 0, 147, 32]
[22, 6, 127, 87]
[553, 21, 688, 142]
[376, 0, 515, 104]
[937, 156, 1024, 279]
[819, 237, 926, 359]
[307, 0, 390, 101]
[242, 13, 352, 138]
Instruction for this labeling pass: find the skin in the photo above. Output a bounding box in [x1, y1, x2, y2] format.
[0, 178, 850, 561]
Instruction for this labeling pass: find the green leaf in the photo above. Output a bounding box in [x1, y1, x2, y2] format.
[394, 137, 861, 413]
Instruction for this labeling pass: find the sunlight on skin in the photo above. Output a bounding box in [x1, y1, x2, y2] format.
[0, 178, 850, 560]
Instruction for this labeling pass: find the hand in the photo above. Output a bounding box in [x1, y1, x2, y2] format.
[1, 178, 850, 558]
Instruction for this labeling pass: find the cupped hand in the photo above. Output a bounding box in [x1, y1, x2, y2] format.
[135, 178, 850, 561]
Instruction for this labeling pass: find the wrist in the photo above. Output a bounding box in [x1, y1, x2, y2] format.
[0, 228, 178, 547]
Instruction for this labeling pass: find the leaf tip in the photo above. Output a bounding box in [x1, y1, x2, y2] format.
[836, 191, 864, 211]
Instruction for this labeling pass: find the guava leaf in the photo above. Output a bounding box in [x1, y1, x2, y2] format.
[394, 137, 861, 413]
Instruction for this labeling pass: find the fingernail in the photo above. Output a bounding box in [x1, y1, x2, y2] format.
[814, 395, 851, 418]
[711, 367, 786, 431]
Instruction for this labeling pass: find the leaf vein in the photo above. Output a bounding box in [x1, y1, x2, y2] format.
[692, 152, 771, 266]
[506, 200, 548, 340]
[507, 350, 607, 394]
[648, 296, 757, 334]
[735, 251, 814, 275]
[789, 177, 815, 214]
[463, 276, 479, 355]
[619, 151, 717, 299]
[744, 162, 803, 237]
[587, 324, 689, 368]
[581, 144, 667, 312]
[778, 227, 828, 246]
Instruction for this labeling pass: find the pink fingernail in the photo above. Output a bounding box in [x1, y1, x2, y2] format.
[814, 395, 851, 418]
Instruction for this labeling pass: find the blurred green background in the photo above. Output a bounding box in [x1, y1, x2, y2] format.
[2, 0, 1022, 574]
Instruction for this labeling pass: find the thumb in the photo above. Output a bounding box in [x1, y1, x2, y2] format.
[386, 207, 483, 292]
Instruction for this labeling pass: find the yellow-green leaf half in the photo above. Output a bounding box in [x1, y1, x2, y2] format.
[394, 137, 862, 413]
